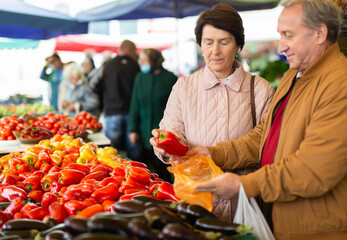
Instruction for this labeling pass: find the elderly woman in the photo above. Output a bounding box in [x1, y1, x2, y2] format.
[128, 48, 177, 182]
[58, 63, 99, 117]
[150, 3, 275, 222]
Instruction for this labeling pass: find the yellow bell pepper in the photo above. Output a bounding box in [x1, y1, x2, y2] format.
[103, 146, 118, 156]
[96, 148, 118, 166]
[39, 140, 53, 150]
[22, 151, 38, 166]
[68, 138, 84, 149]
[51, 141, 65, 151]
[76, 147, 96, 164]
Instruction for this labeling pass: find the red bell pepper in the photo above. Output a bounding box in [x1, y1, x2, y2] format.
[2, 175, 17, 185]
[27, 206, 48, 220]
[76, 204, 104, 218]
[23, 175, 42, 192]
[65, 147, 80, 155]
[100, 177, 121, 187]
[49, 166, 62, 173]
[83, 179, 102, 189]
[61, 188, 85, 204]
[0, 185, 27, 201]
[90, 183, 121, 203]
[40, 162, 52, 173]
[66, 183, 96, 199]
[90, 164, 113, 174]
[126, 166, 151, 184]
[40, 172, 59, 192]
[149, 180, 164, 189]
[150, 173, 159, 180]
[8, 158, 30, 175]
[119, 191, 152, 201]
[14, 212, 22, 219]
[152, 181, 179, 202]
[124, 188, 148, 195]
[20, 203, 39, 218]
[58, 169, 86, 186]
[41, 192, 58, 210]
[50, 182, 63, 194]
[156, 130, 189, 156]
[0, 210, 13, 225]
[27, 190, 44, 203]
[31, 170, 45, 178]
[126, 160, 148, 169]
[82, 198, 99, 207]
[112, 165, 126, 178]
[65, 163, 90, 175]
[119, 178, 149, 193]
[18, 172, 31, 181]
[80, 171, 109, 183]
[50, 154, 62, 166]
[63, 200, 86, 216]
[48, 202, 67, 223]
[34, 151, 51, 169]
[101, 200, 116, 212]
[4, 198, 25, 215]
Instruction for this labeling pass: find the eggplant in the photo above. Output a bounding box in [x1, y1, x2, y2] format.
[73, 233, 128, 240]
[40, 223, 68, 236]
[177, 203, 216, 223]
[64, 217, 89, 234]
[195, 218, 240, 235]
[127, 218, 158, 240]
[45, 230, 73, 240]
[43, 217, 59, 228]
[113, 201, 151, 214]
[144, 206, 187, 229]
[131, 195, 176, 208]
[3, 229, 39, 238]
[87, 217, 131, 237]
[2, 219, 49, 231]
[162, 223, 202, 240]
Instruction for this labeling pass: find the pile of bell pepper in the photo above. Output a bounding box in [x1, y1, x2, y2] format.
[0, 134, 179, 226]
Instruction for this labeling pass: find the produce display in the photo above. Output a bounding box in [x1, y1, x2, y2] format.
[0, 111, 102, 141]
[0, 103, 55, 118]
[0, 197, 258, 240]
[0, 135, 178, 224]
[0, 118, 258, 239]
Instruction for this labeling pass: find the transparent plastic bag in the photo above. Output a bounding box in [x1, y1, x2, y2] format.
[167, 154, 223, 211]
[234, 185, 275, 240]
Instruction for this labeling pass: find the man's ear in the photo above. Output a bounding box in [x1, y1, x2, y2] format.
[316, 24, 328, 44]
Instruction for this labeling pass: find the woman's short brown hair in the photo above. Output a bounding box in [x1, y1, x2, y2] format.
[195, 3, 245, 50]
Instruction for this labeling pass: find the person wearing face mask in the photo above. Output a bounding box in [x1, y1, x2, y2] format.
[58, 63, 99, 117]
[128, 48, 177, 182]
[149, 3, 275, 222]
[40, 53, 64, 110]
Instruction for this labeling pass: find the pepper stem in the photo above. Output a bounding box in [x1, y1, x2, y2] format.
[158, 132, 167, 142]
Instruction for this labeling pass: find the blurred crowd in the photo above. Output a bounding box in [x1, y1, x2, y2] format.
[39, 40, 177, 182]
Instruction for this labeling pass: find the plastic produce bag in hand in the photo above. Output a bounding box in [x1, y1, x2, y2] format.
[167, 154, 223, 211]
[234, 185, 275, 240]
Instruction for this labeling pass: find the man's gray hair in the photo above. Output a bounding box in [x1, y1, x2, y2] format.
[280, 0, 342, 43]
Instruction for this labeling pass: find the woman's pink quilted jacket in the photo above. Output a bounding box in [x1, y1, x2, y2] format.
[157, 61, 274, 221]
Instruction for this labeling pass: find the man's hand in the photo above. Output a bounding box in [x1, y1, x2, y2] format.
[195, 172, 241, 200]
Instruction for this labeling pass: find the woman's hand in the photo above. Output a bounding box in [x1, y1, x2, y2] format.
[129, 132, 139, 144]
[195, 172, 241, 200]
[150, 129, 183, 155]
[170, 146, 211, 165]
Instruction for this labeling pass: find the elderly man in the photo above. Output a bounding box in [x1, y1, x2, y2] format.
[169, 0, 347, 239]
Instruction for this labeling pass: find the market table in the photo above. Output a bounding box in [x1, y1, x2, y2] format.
[0, 132, 111, 155]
